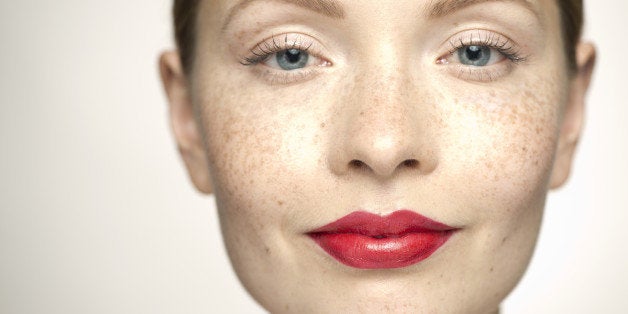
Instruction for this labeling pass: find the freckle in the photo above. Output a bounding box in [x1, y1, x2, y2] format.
[278, 200, 284, 206]
[320, 122, 326, 128]
[265, 246, 271, 254]
[490, 266, 494, 272]
[502, 236, 507, 244]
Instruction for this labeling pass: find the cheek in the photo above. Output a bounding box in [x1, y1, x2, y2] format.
[202, 99, 286, 220]
[442, 78, 562, 214]
[199, 98, 288, 283]
[425, 78, 565, 305]
[443, 78, 563, 276]
[193, 79, 329, 273]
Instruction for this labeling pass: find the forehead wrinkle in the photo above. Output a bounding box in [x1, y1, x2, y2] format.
[426, 0, 539, 18]
[221, 0, 345, 32]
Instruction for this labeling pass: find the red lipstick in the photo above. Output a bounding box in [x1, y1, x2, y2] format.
[308, 210, 457, 269]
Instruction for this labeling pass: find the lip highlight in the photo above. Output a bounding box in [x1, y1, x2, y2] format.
[307, 210, 457, 269]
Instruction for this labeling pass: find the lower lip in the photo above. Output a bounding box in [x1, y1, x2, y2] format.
[309, 231, 454, 269]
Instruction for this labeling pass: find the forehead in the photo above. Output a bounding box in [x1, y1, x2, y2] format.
[201, 0, 556, 26]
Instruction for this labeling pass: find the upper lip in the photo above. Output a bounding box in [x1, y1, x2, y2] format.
[307, 209, 456, 237]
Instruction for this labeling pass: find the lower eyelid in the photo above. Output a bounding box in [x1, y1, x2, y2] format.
[255, 67, 324, 85]
[446, 62, 514, 82]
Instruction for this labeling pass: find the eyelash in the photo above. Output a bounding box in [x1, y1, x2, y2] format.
[446, 31, 528, 64]
[240, 34, 315, 66]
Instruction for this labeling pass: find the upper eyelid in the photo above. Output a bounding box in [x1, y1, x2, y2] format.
[447, 30, 516, 49]
[267, 34, 312, 51]
[240, 33, 326, 65]
[250, 34, 317, 54]
[442, 29, 528, 62]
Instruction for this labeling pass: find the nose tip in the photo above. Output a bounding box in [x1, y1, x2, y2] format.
[335, 132, 434, 178]
[329, 115, 438, 179]
[345, 135, 423, 177]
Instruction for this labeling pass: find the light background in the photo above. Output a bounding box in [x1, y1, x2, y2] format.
[0, 1, 626, 313]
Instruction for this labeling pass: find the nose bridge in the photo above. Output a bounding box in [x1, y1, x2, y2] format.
[356, 39, 413, 127]
[353, 66, 412, 151]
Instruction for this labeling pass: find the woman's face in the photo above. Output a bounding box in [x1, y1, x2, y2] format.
[161, 0, 593, 312]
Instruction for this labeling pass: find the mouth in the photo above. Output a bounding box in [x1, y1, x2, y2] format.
[307, 210, 458, 269]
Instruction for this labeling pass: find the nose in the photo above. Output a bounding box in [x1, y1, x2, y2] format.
[328, 68, 438, 179]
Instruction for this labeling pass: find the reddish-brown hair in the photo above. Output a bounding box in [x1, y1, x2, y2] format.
[173, 0, 200, 74]
[173, 0, 583, 74]
[556, 0, 583, 72]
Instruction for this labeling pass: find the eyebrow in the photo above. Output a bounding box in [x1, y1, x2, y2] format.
[222, 0, 538, 32]
[426, 0, 538, 18]
[222, 0, 345, 32]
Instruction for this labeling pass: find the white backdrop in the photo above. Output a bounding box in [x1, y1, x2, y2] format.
[0, 1, 626, 313]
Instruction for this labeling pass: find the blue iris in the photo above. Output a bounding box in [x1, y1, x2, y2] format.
[276, 49, 309, 70]
[458, 46, 491, 66]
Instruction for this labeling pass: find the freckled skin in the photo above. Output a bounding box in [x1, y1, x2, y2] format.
[161, 0, 595, 313]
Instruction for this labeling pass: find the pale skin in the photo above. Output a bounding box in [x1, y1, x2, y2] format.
[160, 0, 595, 313]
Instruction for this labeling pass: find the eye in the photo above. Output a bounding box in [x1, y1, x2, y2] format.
[437, 30, 529, 82]
[456, 45, 505, 67]
[267, 48, 311, 71]
[239, 34, 332, 84]
[240, 34, 330, 71]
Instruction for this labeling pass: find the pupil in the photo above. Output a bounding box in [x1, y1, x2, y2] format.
[466, 46, 482, 61]
[285, 49, 301, 64]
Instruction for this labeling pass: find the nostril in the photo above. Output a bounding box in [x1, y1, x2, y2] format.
[349, 160, 366, 170]
[402, 159, 419, 168]
[348, 159, 420, 174]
